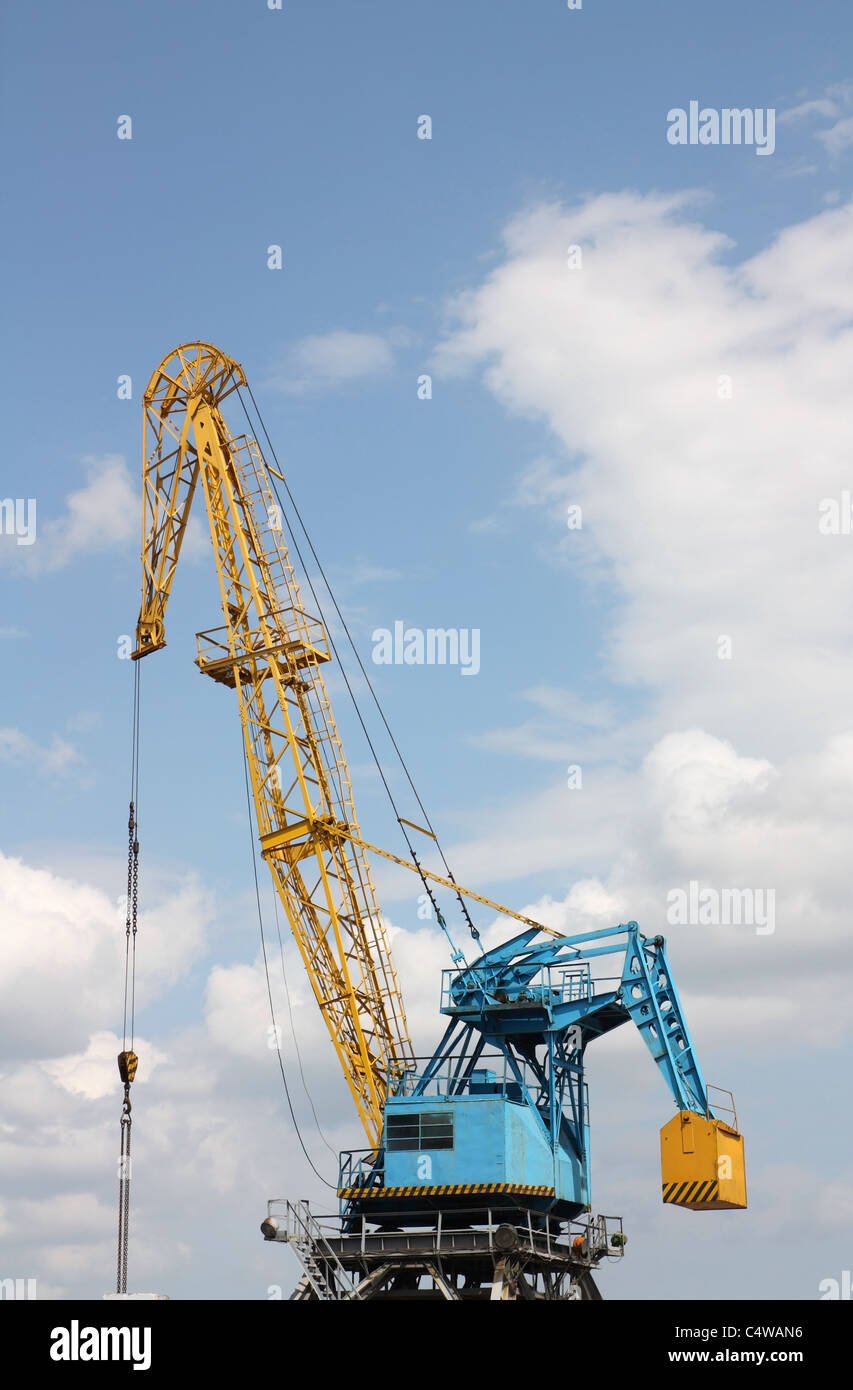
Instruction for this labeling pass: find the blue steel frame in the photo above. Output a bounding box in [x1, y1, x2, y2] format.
[436, 921, 710, 1113]
[340, 921, 711, 1218]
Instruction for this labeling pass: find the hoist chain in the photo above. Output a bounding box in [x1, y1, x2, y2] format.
[115, 1050, 138, 1293]
[125, 804, 135, 938]
[116, 658, 141, 1295]
[128, 803, 139, 1042]
[116, 1087, 132, 1295]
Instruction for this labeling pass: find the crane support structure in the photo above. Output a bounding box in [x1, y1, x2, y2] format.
[132, 342, 414, 1146]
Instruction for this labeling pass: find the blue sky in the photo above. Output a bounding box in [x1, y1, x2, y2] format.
[2, 0, 853, 1301]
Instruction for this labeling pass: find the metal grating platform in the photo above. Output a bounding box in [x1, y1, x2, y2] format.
[261, 1199, 626, 1301]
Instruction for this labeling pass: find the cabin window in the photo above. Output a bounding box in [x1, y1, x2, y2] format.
[387, 1110, 453, 1151]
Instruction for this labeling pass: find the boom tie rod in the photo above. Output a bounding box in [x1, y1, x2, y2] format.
[333, 826, 564, 940]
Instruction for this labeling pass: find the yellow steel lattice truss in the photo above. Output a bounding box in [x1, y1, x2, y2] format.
[132, 342, 415, 1147]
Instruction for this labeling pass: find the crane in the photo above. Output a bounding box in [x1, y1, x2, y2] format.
[131, 342, 746, 1301]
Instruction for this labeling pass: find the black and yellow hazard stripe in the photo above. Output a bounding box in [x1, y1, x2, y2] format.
[662, 1178, 720, 1206]
[338, 1182, 555, 1200]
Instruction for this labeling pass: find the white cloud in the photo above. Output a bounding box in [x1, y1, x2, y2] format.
[780, 97, 841, 123]
[6, 455, 137, 574]
[338, 560, 402, 585]
[205, 962, 271, 1060]
[642, 728, 775, 842]
[42, 1031, 168, 1101]
[0, 727, 81, 775]
[467, 514, 506, 535]
[264, 330, 395, 396]
[425, 193, 853, 1044]
[0, 454, 217, 578]
[471, 686, 620, 761]
[816, 1179, 853, 1229]
[0, 853, 211, 1059]
[0, 832, 848, 1300]
[0, 852, 316, 1296]
[179, 513, 211, 563]
[434, 194, 853, 750]
[780, 82, 853, 157]
[818, 115, 853, 157]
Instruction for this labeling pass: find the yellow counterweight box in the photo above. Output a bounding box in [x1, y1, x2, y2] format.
[660, 1109, 747, 1211]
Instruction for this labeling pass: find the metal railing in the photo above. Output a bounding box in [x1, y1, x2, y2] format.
[706, 1083, 739, 1130]
[195, 605, 330, 671]
[266, 1198, 626, 1268]
[269, 1199, 356, 1299]
[338, 1149, 383, 1194]
[441, 962, 591, 1014]
[385, 1050, 548, 1101]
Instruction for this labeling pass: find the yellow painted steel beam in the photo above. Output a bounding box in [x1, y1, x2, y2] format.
[333, 828, 563, 939]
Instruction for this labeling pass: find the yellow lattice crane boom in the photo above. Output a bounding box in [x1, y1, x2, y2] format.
[131, 342, 414, 1146]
